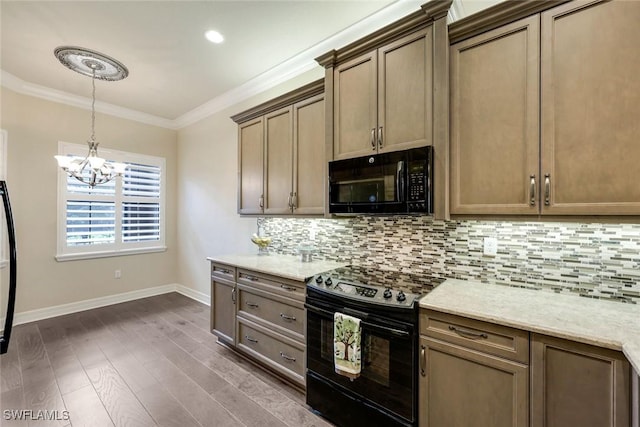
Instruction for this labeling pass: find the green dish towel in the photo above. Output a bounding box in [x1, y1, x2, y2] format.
[334, 312, 362, 379]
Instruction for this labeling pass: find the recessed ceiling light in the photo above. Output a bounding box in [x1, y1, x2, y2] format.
[205, 30, 224, 44]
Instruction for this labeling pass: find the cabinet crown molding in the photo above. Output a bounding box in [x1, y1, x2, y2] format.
[231, 79, 324, 124]
[448, 0, 572, 44]
[316, 0, 452, 68]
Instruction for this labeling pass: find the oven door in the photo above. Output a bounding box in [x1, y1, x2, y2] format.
[305, 302, 417, 423]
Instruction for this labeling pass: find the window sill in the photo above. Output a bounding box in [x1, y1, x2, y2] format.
[55, 246, 167, 262]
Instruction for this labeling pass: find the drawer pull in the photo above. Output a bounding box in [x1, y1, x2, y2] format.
[245, 335, 258, 344]
[448, 325, 488, 340]
[231, 288, 236, 304]
[246, 302, 259, 309]
[280, 313, 296, 322]
[216, 268, 230, 275]
[244, 275, 258, 281]
[420, 345, 426, 377]
[280, 284, 297, 292]
[280, 352, 296, 362]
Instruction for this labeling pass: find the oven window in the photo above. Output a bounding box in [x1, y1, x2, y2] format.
[319, 317, 395, 389]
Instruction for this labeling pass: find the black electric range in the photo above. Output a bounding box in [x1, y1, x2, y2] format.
[305, 265, 443, 427]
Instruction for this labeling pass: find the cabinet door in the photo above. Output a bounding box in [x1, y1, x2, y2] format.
[333, 51, 377, 160]
[541, 0, 640, 215]
[531, 333, 630, 427]
[211, 278, 236, 346]
[293, 94, 325, 215]
[450, 16, 540, 215]
[238, 117, 264, 214]
[419, 336, 529, 427]
[378, 27, 433, 153]
[264, 107, 293, 214]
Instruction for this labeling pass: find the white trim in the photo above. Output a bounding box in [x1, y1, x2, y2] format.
[175, 284, 210, 306]
[1, 70, 177, 130]
[55, 245, 167, 262]
[1, 1, 424, 130]
[12, 283, 179, 326]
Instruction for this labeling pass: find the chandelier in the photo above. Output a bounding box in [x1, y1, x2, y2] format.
[54, 46, 129, 187]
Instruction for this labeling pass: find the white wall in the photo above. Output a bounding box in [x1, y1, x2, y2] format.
[0, 87, 178, 314]
[176, 68, 323, 297]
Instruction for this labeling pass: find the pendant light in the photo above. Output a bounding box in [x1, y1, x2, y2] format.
[53, 46, 129, 187]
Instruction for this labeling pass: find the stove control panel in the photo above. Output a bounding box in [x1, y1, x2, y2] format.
[309, 273, 421, 308]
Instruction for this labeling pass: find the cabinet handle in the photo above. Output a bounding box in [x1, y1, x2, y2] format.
[244, 275, 258, 281]
[221, 268, 231, 275]
[544, 174, 551, 206]
[370, 128, 376, 150]
[231, 288, 236, 304]
[420, 345, 426, 377]
[245, 335, 258, 344]
[280, 352, 296, 362]
[287, 192, 293, 209]
[280, 313, 296, 322]
[377, 126, 383, 148]
[292, 192, 297, 209]
[448, 325, 488, 340]
[259, 195, 264, 208]
[529, 175, 536, 206]
[246, 302, 259, 309]
[280, 284, 297, 292]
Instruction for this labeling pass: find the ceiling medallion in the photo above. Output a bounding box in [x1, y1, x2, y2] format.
[54, 46, 128, 81]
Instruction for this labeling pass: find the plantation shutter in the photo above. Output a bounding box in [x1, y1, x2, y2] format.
[122, 163, 161, 243]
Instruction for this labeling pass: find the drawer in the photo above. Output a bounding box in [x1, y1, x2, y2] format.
[237, 285, 304, 340]
[237, 319, 305, 385]
[211, 262, 236, 282]
[421, 310, 529, 364]
[237, 269, 305, 301]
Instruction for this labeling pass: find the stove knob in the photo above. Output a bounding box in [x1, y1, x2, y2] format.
[315, 276, 323, 284]
[383, 288, 393, 299]
[325, 278, 333, 286]
[396, 291, 406, 302]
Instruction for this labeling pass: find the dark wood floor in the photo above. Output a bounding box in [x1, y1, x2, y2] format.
[0, 292, 334, 427]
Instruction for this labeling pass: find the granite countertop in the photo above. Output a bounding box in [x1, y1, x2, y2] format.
[207, 253, 348, 282]
[419, 279, 640, 374]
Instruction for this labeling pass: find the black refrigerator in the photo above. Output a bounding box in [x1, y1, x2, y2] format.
[0, 180, 17, 354]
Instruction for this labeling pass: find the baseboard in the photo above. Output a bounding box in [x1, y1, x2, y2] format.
[175, 284, 210, 306]
[13, 283, 179, 326]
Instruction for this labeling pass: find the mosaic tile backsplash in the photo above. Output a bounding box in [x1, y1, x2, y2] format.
[258, 216, 640, 304]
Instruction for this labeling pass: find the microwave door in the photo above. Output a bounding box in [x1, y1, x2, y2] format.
[0, 180, 17, 355]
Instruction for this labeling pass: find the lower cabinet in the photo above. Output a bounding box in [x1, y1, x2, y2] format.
[420, 310, 529, 427]
[420, 310, 633, 427]
[209, 261, 306, 388]
[210, 262, 237, 346]
[531, 333, 630, 427]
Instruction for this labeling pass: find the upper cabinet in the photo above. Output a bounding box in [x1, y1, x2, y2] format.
[232, 80, 325, 216]
[540, 0, 640, 215]
[332, 28, 433, 159]
[450, 0, 640, 216]
[450, 15, 540, 215]
[318, 0, 452, 219]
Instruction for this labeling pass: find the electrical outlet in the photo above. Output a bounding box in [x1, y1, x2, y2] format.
[115, 270, 121, 279]
[483, 237, 498, 256]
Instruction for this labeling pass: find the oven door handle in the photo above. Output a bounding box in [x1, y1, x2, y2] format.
[305, 304, 411, 338]
[361, 321, 410, 338]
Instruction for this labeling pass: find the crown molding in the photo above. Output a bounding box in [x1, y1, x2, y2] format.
[1, 70, 178, 130]
[2, 0, 427, 131]
[176, 0, 426, 128]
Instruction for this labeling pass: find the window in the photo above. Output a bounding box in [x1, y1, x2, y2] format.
[56, 141, 166, 261]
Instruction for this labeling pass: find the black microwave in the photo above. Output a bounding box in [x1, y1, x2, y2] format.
[328, 146, 433, 214]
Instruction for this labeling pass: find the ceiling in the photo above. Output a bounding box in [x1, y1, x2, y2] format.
[1, 0, 502, 129]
